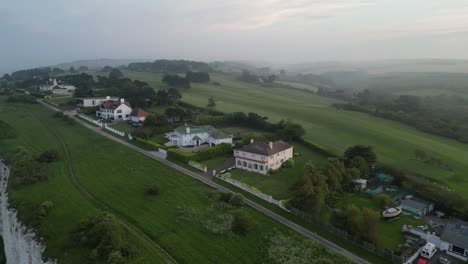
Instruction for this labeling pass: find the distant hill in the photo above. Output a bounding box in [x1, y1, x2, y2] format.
[285, 59, 468, 75]
[55, 58, 147, 70]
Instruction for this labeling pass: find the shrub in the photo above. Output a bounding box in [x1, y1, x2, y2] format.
[72, 213, 129, 264]
[146, 184, 160, 196]
[38, 201, 54, 218]
[282, 158, 295, 168]
[36, 149, 59, 163]
[376, 193, 391, 208]
[10, 159, 48, 187]
[219, 192, 233, 203]
[231, 212, 253, 235]
[228, 193, 245, 206]
[52, 111, 64, 118]
[208, 190, 224, 201]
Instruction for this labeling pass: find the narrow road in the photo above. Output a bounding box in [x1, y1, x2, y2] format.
[38, 100, 371, 264]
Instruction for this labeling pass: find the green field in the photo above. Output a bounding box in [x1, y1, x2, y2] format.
[122, 71, 468, 196]
[0, 99, 351, 263]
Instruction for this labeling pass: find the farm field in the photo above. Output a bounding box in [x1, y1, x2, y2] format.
[0, 99, 352, 264]
[121, 71, 468, 197]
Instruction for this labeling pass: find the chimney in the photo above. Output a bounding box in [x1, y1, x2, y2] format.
[186, 127, 190, 134]
[120, 98, 125, 103]
[269, 142, 273, 149]
[106, 96, 110, 100]
[250, 139, 254, 144]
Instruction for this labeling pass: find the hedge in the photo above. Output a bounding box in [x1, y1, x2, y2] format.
[133, 137, 165, 151]
[167, 143, 232, 163]
[297, 138, 338, 158]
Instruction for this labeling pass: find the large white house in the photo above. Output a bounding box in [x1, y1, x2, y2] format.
[96, 98, 132, 121]
[77, 96, 119, 108]
[167, 125, 232, 147]
[39, 78, 76, 94]
[234, 140, 293, 174]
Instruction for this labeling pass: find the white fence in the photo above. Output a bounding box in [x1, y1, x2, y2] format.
[104, 124, 125, 137]
[216, 174, 281, 206]
[78, 113, 103, 127]
[188, 161, 208, 172]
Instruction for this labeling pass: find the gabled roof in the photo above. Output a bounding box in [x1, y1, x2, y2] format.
[238, 140, 293, 156]
[441, 220, 468, 248]
[174, 125, 231, 139]
[130, 108, 148, 117]
[101, 99, 131, 110]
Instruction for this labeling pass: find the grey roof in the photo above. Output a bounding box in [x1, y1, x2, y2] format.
[238, 140, 293, 156]
[401, 198, 430, 211]
[441, 220, 468, 248]
[174, 125, 230, 139]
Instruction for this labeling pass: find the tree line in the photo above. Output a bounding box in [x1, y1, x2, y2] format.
[126, 59, 212, 73]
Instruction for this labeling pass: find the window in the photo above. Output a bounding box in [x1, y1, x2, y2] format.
[118, 115, 122, 118]
[242, 161, 247, 167]
[125, 115, 129, 117]
[237, 160, 241, 166]
[248, 164, 252, 169]
[260, 165, 264, 171]
[254, 164, 258, 170]
[450, 245, 465, 255]
[117, 110, 122, 113]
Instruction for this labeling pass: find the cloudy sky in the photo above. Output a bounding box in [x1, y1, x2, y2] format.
[1, 0, 468, 73]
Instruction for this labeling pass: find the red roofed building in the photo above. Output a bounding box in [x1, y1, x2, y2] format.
[130, 108, 149, 123]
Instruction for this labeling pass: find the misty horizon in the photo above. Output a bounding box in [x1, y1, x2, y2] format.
[2, 0, 468, 73]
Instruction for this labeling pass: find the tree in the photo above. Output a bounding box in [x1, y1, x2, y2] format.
[109, 68, 123, 80]
[232, 212, 253, 235]
[146, 184, 160, 196]
[344, 145, 377, 165]
[228, 193, 245, 206]
[376, 193, 391, 208]
[69, 66, 76, 73]
[275, 120, 305, 141]
[207, 96, 216, 109]
[290, 162, 328, 215]
[361, 208, 379, 246]
[36, 149, 59, 163]
[1, 74, 12, 81]
[167, 88, 181, 105]
[349, 156, 368, 178]
[78, 66, 89, 72]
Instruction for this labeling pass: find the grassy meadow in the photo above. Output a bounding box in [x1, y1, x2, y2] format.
[0, 99, 352, 264]
[122, 71, 468, 196]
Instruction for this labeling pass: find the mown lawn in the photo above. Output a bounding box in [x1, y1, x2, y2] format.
[201, 155, 230, 169]
[124, 71, 468, 196]
[229, 143, 329, 200]
[0, 99, 352, 264]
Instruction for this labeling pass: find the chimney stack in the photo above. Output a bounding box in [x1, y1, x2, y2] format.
[106, 96, 110, 100]
[186, 127, 190, 134]
[120, 98, 125, 103]
[269, 142, 273, 149]
[250, 139, 254, 144]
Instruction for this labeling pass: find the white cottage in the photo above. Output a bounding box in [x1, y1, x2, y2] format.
[168, 125, 232, 147]
[130, 108, 149, 123]
[96, 98, 132, 121]
[234, 140, 293, 174]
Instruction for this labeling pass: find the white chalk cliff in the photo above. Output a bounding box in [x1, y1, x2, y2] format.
[0, 161, 55, 264]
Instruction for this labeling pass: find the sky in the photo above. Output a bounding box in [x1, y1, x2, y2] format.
[1, 0, 468, 73]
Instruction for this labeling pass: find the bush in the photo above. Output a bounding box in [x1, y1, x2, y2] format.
[36, 149, 59, 163]
[133, 137, 164, 151]
[146, 184, 160, 196]
[52, 111, 64, 118]
[208, 190, 224, 201]
[10, 159, 48, 187]
[167, 143, 232, 163]
[228, 193, 245, 206]
[38, 201, 54, 218]
[219, 192, 233, 203]
[282, 158, 295, 168]
[376, 193, 391, 208]
[231, 212, 253, 235]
